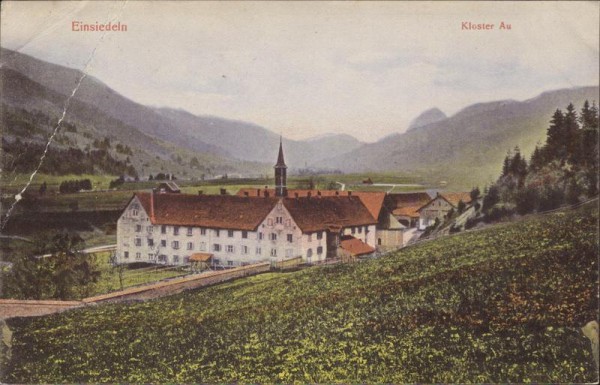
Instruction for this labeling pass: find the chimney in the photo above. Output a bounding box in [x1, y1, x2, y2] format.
[348, 191, 352, 196]
[220, 188, 226, 195]
[244, 191, 249, 197]
[198, 190, 203, 195]
[317, 190, 321, 196]
[256, 188, 260, 196]
[335, 191, 339, 196]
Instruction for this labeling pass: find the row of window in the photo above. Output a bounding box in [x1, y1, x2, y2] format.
[133, 224, 327, 244]
[349, 226, 369, 235]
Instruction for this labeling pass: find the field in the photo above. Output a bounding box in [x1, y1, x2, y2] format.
[88, 252, 192, 297]
[2, 203, 597, 383]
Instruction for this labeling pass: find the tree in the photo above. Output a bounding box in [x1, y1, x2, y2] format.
[470, 186, 481, 202]
[545, 109, 565, 161]
[457, 200, 466, 214]
[482, 184, 500, 213]
[3, 233, 100, 300]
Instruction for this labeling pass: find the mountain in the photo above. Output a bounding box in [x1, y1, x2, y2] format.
[0, 48, 362, 171]
[151, 107, 363, 167]
[322, 86, 600, 188]
[0, 51, 268, 178]
[407, 107, 447, 132]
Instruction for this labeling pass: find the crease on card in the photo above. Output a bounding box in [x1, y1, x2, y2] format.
[0, 0, 129, 231]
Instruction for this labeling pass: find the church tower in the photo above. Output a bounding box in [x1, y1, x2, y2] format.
[274, 137, 287, 197]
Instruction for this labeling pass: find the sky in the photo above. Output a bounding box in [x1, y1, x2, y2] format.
[1, 1, 599, 142]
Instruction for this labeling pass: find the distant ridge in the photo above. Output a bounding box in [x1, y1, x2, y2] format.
[407, 108, 447, 132]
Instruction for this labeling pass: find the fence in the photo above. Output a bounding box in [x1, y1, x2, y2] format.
[0, 262, 271, 319]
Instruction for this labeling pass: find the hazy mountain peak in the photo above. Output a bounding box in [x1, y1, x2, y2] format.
[407, 108, 447, 132]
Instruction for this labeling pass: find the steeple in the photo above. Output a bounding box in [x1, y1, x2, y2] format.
[274, 136, 287, 197]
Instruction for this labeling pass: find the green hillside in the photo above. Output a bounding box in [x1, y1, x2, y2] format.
[3, 203, 598, 383]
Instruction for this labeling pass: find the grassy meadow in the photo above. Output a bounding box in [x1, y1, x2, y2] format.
[3, 202, 597, 383]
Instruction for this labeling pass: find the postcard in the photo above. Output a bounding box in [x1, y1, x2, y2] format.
[0, 1, 598, 383]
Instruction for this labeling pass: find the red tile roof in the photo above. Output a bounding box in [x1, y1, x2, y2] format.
[283, 196, 378, 233]
[189, 253, 213, 262]
[416, 192, 472, 212]
[131, 192, 377, 233]
[339, 235, 376, 256]
[440, 192, 472, 206]
[135, 192, 279, 231]
[386, 192, 432, 218]
[237, 188, 385, 220]
[392, 206, 421, 218]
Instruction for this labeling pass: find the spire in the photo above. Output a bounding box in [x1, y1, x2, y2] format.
[275, 136, 286, 167]
[274, 136, 287, 197]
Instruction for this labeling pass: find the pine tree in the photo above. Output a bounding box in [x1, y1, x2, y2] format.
[563, 103, 580, 165]
[545, 109, 565, 162]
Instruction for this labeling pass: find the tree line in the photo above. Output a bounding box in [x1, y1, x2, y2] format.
[480, 100, 598, 220]
[2, 138, 138, 177]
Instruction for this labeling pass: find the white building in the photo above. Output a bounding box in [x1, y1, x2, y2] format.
[116, 139, 379, 267]
[116, 192, 377, 267]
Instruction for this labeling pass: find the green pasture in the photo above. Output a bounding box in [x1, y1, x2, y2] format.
[3, 203, 597, 383]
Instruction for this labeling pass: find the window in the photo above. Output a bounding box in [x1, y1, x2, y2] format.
[183, 256, 190, 264]
[199, 242, 206, 251]
[307, 248, 313, 258]
[270, 233, 277, 241]
[287, 234, 293, 243]
[228, 230, 234, 238]
[173, 255, 180, 263]
[258, 232, 264, 240]
[161, 240, 167, 247]
[132, 209, 139, 216]
[124, 251, 129, 259]
[267, 218, 273, 226]
[147, 226, 153, 233]
[227, 245, 234, 253]
[161, 225, 167, 234]
[135, 238, 142, 246]
[147, 238, 154, 247]
[358, 227, 362, 234]
[215, 229, 220, 237]
[187, 242, 193, 250]
[136, 252, 141, 260]
[242, 231, 248, 239]
[285, 219, 291, 227]
[242, 245, 248, 254]
[172, 241, 180, 249]
[256, 247, 262, 255]
[270, 248, 277, 257]
[351, 227, 356, 234]
[317, 232, 323, 240]
[213, 244, 221, 252]
[276, 216, 283, 224]
[187, 227, 193, 236]
[200, 228, 206, 235]
[135, 224, 142, 232]
[173, 226, 180, 236]
[158, 255, 167, 263]
[378, 238, 382, 246]
[364, 226, 369, 234]
[227, 261, 234, 266]
[149, 253, 155, 260]
[308, 234, 312, 242]
[317, 246, 323, 255]
[214, 258, 221, 265]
